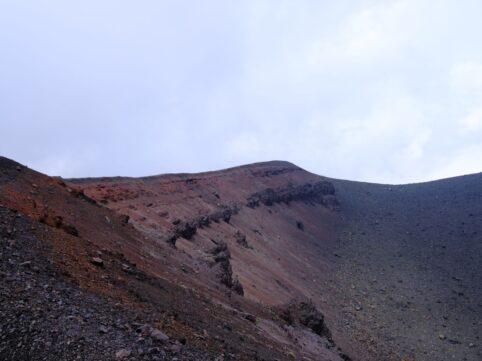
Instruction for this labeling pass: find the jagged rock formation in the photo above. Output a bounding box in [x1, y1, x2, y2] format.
[38, 211, 79, 237]
[166, 207, 239, 246]
[279, 301, 332, 340]
[234, 230, 250, 249]
[210, 241, 244, 295]
[247, 181, 339, 209]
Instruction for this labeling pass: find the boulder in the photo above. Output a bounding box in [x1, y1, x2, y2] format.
[279, 301, 332, 339]
[150, 328, 169, 342]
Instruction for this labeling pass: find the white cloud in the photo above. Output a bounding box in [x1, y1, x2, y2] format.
[228, 133, 262, 159]
[450, 62, 482, 91]
[427, 143, 482, 181]
[32, 154, 77, 178]
[327, 89, 434, 183]
[308, 0, 422, 68]
[460, 107, 482, 132]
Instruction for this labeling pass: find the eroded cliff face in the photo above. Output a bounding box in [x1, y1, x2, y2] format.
[1, 158, 352, 361]
[70, 162, 342, 306]
[247, 180, 339, 209]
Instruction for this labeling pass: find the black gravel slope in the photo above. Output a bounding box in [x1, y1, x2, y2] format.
[329, 173, 482, 361]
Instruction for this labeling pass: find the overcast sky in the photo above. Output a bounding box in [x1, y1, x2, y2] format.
[1, 0, 482, 183]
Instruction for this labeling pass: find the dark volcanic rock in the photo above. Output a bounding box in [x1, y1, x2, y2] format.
[91, 257, 104, 266]
[232, 279, 244, 295]
[208, 206, 238, 224]
[211, 240, 229, 255]
[167, 206, 240, 245]
[234, 231, 250, 248]
[61, 223, 79, 237]
[321, 194, 340, 211]
[296, 221, 304, 231]
[247, 181, 338, 209]
[119, 214, 130, 225]
[211, 241, 244, 296]
[174, 221, 197, 240]
[222, 208, 232, 223]
[279, 301, 332, 340]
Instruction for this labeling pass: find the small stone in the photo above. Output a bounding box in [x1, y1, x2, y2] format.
[136, 324, 152, 335]
[115, 349, 131, 359]
[469, 343, 475, 348]
[150, 328, 169, 342]
[245, 314, 256, 323]
[99, 325, 108, 334]
[91, 257, 104, 266]
[169, 343, 182, 353]
[121, 264, 132, 273]
[438, 334, 446, 340]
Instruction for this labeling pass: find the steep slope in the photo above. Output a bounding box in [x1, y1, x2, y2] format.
[329, 175, 482, 361]
[70, 161, 357, 359]
[72, 161, 482, 361]
[0, 156, 349, 361]
[70, 161, 341, 304]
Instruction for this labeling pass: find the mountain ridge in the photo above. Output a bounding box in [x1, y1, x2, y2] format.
[1, 155, 481, 361]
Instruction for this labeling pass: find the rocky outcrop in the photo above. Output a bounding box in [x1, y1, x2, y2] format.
[277, 302, 354, 359]
[246, 181, 339, 210]
[250, 166, 300, 178]
[278, 301, 332, 340]
[174, 221, 197, 240]
[166, 206, 239, 246]
[119, 214, 130, 225]
[38, 212, 79, 237]
[234, 231, 250, 249]
[210, 241, 244, 295]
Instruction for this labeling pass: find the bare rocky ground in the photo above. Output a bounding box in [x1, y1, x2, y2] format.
[329, 175, 482, 361]
[0, 207, 213, 361]
[1, 155, 481, 361]
[0, 157, 348, 361]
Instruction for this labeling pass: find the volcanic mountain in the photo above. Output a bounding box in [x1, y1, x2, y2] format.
[0, 156, 480, 361]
